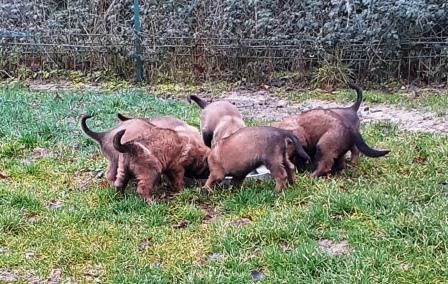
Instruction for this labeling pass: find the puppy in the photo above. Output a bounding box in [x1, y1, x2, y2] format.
[326, 82, 363, 163]
[117, 113, 210, 179]
[113, 123, 208, 201]
[80, 115, 209, 186]
[117, 113, 202, 144]
[80, 115, 152, 184]
[274, 109, 389, 177]
[188, 95, 245, 147]
[204, 126, 310, 192]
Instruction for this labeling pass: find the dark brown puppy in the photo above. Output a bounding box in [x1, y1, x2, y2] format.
[204, 126, 310, 192]
[326, 82, 363, 163]
[188, 95, 245, 147]
[80, 115, 152, 184]
[113, 124, 208, 202]
[274, 110, 389, 177]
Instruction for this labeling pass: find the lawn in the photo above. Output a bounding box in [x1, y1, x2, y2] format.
[0, 84, 447, 283]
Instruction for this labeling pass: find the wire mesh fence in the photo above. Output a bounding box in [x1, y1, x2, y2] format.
[2, 32, 448, 85]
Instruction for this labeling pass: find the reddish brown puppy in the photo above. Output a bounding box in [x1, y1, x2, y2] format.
[274, 110, 389, 177]
[113, 122, 209, 202]
[204, 126, 310, 192]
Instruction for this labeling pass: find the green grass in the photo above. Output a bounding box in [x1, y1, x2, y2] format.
[1, 85, 448, 283]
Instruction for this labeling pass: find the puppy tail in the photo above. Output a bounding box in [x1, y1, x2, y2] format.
[187, 95, 208, 109]
[347, 82, 363, 111]
[117, 113, 132, 121]
[80, 114, 105, 144]
[352, 132, 390, 157]
[286, 134, 311, 163]
[113, 129, 133, 154]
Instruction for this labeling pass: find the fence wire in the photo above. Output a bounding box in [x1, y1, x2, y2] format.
[1, 32, 448, 84]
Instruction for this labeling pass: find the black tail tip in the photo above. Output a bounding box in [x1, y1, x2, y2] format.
[117, 113, 131, 121]
[81, 114, 93, 120]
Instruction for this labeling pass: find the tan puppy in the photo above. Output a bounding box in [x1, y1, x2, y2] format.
[204, 126, 310, 192]
[113, 123, 203, 201]
[188, 95, 245, 147]
[274, 110, 389, 177]
[117, 113, 202, 144]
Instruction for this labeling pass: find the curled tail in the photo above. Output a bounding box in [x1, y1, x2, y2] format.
[187, 95, 208, 109]
[117, 113, 132, 121]
[352, 132, 389, 157]
[347, 82, 363, 111]
[286, 134, 311, 163]
[113, 129, 133, 154]
[80, 115, 105, 144]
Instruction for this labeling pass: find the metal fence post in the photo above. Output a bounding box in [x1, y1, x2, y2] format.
[133, 0, 143, 83]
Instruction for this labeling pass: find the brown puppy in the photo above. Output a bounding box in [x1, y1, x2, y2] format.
[274, 110, 389, 177]
[113, 124, 207, 201]
[117, 113, 210, 179]
[80, 115, 152, 184]
[188, 95, 245, 147]
[326, 82, 363, 163]
[80, 115, 209, 186]
[117, 113, 202, 144]
[204, 126, 310, 192]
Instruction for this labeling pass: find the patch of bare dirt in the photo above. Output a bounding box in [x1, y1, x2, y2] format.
[318, 239, 352, 257]
[27, 80, 103, 92]
[0, 269, 19, 282]
[198, 89, 448, 134]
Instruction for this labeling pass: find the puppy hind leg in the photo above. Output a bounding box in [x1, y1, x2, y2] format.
[332, 155, 346, 173]
[350, 146, 359, 164]
[311, 147, 336, 178]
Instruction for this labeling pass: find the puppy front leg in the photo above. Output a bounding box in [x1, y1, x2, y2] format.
[266, 162, 288, 192]
[167, 165, 185, 193]
[135, 171, 160, 203]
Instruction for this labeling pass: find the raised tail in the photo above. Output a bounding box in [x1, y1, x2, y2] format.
[117, 113, 132, 121]
[352, 131, 389, 157]
[113, 129, 132, 153]
[187, 95, 208, 109]
[80, 115, 105, 144]
[347, 82, 363, 111]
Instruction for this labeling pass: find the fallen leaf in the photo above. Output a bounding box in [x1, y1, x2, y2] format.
[47, 200, 63, 210]
[413, 156, 427, 164]
[318, 239, 352, 257]
[172, 220, 190, 229]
